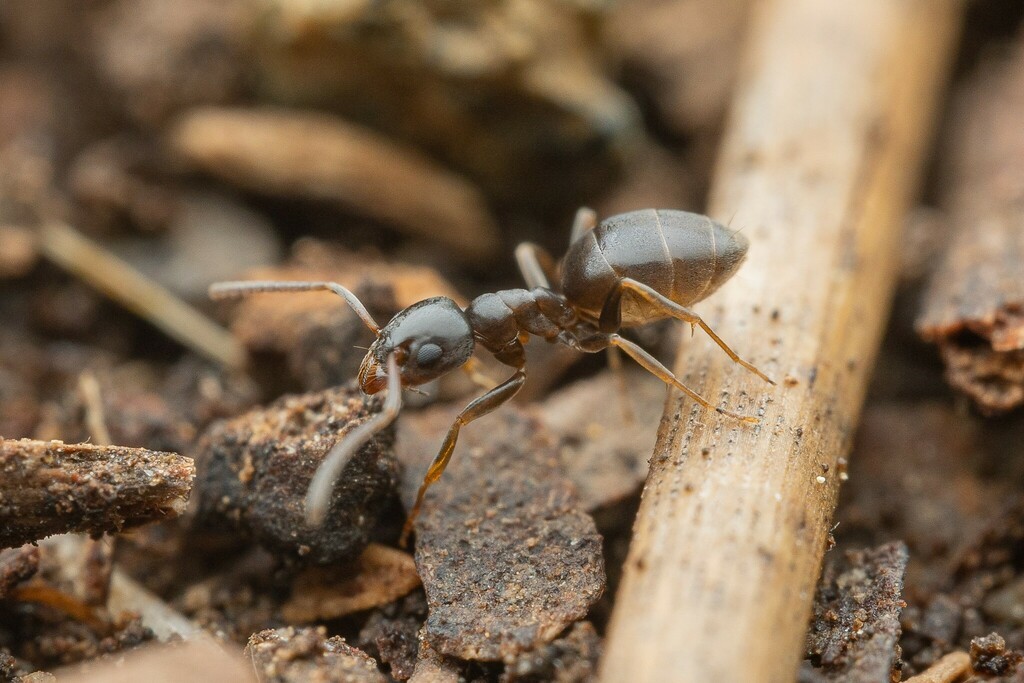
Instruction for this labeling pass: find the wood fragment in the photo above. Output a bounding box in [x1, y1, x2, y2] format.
[246, 627, 387, 683]
[396, 408, 604, 662]
[804, 543, 909, 682]
[0, 439, 194, 549]
[916, 42, 1024, 414]
[281, 543, 421, 623]
[600, 2, 963, 681]
[170, 107, 501, 261]
[107, 569, 202, 640]
[903, 652, 970, 683]
[36, 220, 245, 369]
[55, 639, 254, 683]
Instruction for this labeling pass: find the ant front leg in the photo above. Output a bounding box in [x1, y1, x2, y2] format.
[400, 368, 527, 546]
[606, 278, 775, 385]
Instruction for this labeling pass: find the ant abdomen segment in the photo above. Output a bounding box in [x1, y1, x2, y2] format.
[210, 208, 774, 546]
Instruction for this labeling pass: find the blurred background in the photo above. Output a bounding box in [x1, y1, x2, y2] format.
[2, 1, 1024, 680]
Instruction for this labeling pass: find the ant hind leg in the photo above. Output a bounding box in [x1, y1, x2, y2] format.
[400, 368, 527, 546]
[609, 335, 757, 423]
[617, 278, 775, 385]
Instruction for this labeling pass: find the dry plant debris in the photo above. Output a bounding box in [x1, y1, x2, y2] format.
[917, 42, 1024, 414]
[804, 542, 909, 683]
[0, 439, 193, 549]
[0, 546, 40, 598]
[499, 622, 601, 683]
[246, 627, 386, 683]
[170, 107, 500, 261]
[254, 0, 637, 208]
[535, 370, 663, 513]
[281, 543, 421, 624]
[193, 384, 399, 564]
[397, 408, 604, 662]
[54, 639, 253, 683]
[357, 592, 428, 681]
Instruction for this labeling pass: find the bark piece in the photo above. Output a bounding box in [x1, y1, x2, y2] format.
[246, 627, 386, 683]
[903, 652, 970, 683]
[281, 544, 421, 623]
[916, 43, 1024, 414]
[499, 622, 601, 683]
[170, 107, 500, 261]
[397, 408, 604, 662]
[193, 385, 399, 564]
[804, 542, 909, 682]
[0, 439, 194, 549]
[600, 2, 963, 681]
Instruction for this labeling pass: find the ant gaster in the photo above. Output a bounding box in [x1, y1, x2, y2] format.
[211, 208, 775, 545]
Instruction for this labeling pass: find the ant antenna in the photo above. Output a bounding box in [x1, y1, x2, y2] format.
[209, 280, 381, 336]
[305, 352, 402, 525]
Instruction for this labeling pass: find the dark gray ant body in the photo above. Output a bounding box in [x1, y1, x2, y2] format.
[211, 207, 774, 544]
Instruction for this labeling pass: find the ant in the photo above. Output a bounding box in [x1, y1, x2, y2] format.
[211, 208, 774, 545]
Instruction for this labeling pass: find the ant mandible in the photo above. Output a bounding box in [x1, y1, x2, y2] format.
[211, 208, 775, 545]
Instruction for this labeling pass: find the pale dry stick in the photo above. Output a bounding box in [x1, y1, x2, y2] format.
[599, 1, 963, 682]
[37, 221, 246, 369]
[903, 652, 971, 683]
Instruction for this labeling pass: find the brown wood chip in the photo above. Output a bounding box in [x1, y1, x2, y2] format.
[397, 407, 605, 662]
[281, 543, 421, 623]
[170, 107, 500, 261]
[246, 627, 386, 683]
[0, 439, 194, 549]
[916, 43, 1024, 414]
[804, 542, 909, 682]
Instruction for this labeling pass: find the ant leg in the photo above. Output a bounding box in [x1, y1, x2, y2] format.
[617, 278, 775, 385]
[570, 207, 598, 244]
[514, 242, 559, 290]
[610, 335, 757, 423]
[400, 368, 527, 546]
[606, 346, 635, 424]
[304, 353, 402, 525]
[210, 280, 381, 335]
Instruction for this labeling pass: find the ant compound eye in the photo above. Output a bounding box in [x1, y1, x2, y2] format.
[415, 342, 444, 368]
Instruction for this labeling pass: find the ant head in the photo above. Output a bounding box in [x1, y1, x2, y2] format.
[358, 297, 475, 394]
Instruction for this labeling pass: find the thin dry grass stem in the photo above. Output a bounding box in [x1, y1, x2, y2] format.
[38, 221, 246, 369]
